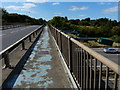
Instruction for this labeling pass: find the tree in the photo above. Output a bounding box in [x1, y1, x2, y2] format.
[65, 16, 68, 21]
[81, 18, 90, 22]
[2, 9, 45, 25]
[111, 26, 120, 36]
[0, 8, 8, 15]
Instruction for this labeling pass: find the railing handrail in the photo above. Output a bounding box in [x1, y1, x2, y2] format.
[0, 25, 44, 56]
[71, 38, 120, 75]
[50, 24, 120, 75]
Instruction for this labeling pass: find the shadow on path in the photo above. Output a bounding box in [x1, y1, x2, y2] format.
[2, 30, 43, 89]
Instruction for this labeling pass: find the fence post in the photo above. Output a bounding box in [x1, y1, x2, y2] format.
[118, 76, 120, 90]
[4, 51, 11, 68]
[29, 35, 32, 42]
[60, 32, 63, 53]
[22, 40, 25, 50]
[54, 28, 57, 42]
[33, 32, 35, 38]
[36, 31, 37, 35]
[56, 30, 58, 44]
[68, 37, 73, 72]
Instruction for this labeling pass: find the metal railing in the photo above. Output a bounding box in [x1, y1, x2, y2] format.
[0, 25, 45, 68]
[49, 24, 120, 90]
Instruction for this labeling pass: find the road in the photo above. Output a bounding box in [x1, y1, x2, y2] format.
[92, 48, 120, 65]
[0, 25, 40, 51]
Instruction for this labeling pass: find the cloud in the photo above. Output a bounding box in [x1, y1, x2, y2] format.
[78, 15, 86, 17]
[52, 3, 60, 5]
[25, 0, 49, 3]
[97, 2, 111, 5]
[6, 3, 36, 13]
[103, 6, 118, 13]
[22, 3, 36, 9]
[69, 6, 88, 11]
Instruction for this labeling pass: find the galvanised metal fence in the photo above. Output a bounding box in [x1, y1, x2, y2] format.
[49, 24, 120, 90]
[0, 25, 45, 68]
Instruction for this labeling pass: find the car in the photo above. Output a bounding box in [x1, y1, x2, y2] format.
[103, 48, 119, 53]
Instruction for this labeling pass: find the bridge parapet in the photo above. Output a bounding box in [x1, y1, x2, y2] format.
[0, 25, 45, 69]
[48, 24, 120, 89]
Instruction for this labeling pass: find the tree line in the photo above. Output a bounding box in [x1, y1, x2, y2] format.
[1, 8, 46, 25]
[48, 16, 120, 43]
[1, 8, 120, 43]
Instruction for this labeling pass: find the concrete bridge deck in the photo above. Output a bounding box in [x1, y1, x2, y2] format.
[2, 26, 75, 88]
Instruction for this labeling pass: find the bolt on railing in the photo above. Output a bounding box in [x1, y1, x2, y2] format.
[48, 24, 120, 90]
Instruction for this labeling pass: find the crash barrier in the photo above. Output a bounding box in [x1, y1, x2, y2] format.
[0, 25, 45, 68]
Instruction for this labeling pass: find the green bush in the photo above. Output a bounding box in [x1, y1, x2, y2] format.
[111, 35, 120, 43]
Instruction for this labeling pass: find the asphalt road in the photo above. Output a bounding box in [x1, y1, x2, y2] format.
[0, 25, 41, 51]
[92, 48, 120, 65]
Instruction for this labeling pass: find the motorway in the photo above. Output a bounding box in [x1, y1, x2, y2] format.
[0, 25, 40, 51]
[92, 48, 120, 65]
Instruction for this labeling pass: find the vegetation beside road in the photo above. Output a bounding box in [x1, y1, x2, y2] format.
[1, 8, 120, 46]
[48, 16, 120, 44]
[1, 8, 46, 25]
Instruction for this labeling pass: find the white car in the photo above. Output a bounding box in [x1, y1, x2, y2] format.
[103, 48, 119, 53]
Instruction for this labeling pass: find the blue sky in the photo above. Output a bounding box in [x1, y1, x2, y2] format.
[2, 2, 118, 21]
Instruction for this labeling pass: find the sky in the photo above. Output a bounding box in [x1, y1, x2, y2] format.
[1, 1, 119, 21]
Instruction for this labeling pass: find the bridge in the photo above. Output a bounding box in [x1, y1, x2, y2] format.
[0, 24, 120, 89]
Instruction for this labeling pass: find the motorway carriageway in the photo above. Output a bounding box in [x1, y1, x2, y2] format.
[0, 25, 40, 51]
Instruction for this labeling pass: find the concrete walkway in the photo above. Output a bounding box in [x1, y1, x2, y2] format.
[3, 26, 73, 88]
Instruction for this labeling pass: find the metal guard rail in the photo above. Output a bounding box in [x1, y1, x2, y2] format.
[49, 24, 120, 90]
[0, 25, 45, 68]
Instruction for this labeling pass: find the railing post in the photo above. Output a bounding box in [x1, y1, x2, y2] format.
[105, 67, 109, 90]
[56, 30, 58, 44]
[68, 37, 73, 72]
[81, 49, 83, 89]
[4, 51, 11, 68]
[89, 56, 93, 89]
[83, 51, 86, 89]
[29, 35, 32, 42]
[118, 75, 120, 90]
[60, 32, 62, 53]
[33, 32, 35, 38]
[94, 59, 97, 89]
[36, 31, 37, 35]
[86, 52, 89, 89]
[22, 40, 25, 50]
[54, 28, 57, 42]
[98, 62, 102, 89]
[113, 73, 118, 90]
